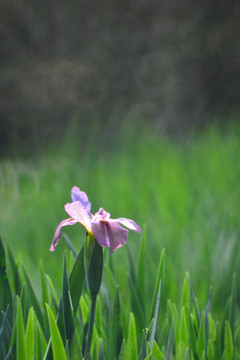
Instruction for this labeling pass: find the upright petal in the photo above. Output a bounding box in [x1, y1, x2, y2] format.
[65, 201, 92, 233]
[71, 186, 91, 213]
[117, 218, 141, 233]
[50, 218, 77, 251]
[92, 220, 128, 253]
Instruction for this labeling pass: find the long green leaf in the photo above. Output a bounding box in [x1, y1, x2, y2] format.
[40, 261, 49, 332]
[46, 303, 67, 360]
[112, 286, 123, 357]
[22, 266, 43, 329]
[128, 275, 146, 334]
[25, 307, 35, 360]
[179, 306, 188, 346]
[0, 236, 13, 324]
[149, 248, 165, 321]
[0, 305, 10, 359]
[138, 226, 147, 308]
[69, 242, 85, 316]
[197, 312, 205, 360]
[17, 296, 26, 360]
[149, 279, 161, 349]
[229, 273, 236, 340]
[224, 320, 233, 360]
[125, 313, 138, 360]
[35, 320, 47, 360]
[152, 339, 164, 360]
[62, 252, 75, 345]
[180, 272, 190, 308]
[7, 244, 21, 296]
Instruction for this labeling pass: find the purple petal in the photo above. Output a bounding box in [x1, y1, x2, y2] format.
[92, 220, 128, 253]
[71, 186, 91, 213]
[117, 218, 141, 233]
[65, 201, 92, 233]
[50, 218, 77, 251]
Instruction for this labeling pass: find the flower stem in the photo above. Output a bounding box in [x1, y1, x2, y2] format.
[85, 293, 97, 356]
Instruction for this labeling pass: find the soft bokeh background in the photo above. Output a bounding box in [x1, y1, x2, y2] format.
[0, 0, 240, 153]
[1, 1, 240, 315]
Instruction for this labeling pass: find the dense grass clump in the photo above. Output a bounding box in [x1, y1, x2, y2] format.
[0, 123, 240, 359]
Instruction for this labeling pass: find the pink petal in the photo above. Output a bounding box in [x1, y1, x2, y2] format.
[50, 218, 77, 251]
[65, 201, 92, 233]
[71, 186, 91, 214]
[117, 218, 141, 233]
[92, 220, 128, 253]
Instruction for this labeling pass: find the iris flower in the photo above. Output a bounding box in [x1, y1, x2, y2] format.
[50, 186, 141, 253]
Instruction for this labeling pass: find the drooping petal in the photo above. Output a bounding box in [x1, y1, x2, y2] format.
[117, 218, 141, 233]
[65, 201, 92, 233]
[92, 220, 128, 253]
[71, 186, 91, 213]
[91, 221, 111, 248]
[50, 218, 78, 251]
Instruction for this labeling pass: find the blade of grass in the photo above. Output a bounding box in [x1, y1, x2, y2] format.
[22, 266, 44, 330]
[149, 279, 161, 349]
[138, 226, 147, 308]
[149, 249, 165, 322]
[224, 320, 234, 360]
[17, 296, 26, 360]
[0, 236, 13, 325]
[125, 313, 138, 360]
[25, 307, 35, 360]
[46, 303, 67, 360]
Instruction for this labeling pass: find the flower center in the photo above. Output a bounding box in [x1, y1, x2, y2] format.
[92, 207, 111, 222]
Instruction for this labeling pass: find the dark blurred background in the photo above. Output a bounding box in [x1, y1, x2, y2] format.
[1, 0, 240, 153]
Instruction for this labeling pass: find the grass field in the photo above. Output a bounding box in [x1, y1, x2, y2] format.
[0, 123, 240, 359]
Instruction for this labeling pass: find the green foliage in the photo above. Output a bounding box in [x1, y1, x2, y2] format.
[0, 126, 240, 358]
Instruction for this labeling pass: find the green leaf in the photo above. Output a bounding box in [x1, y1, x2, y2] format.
[46, 275, 58, 315]
[88, 241, 103, 296]
[36, 320, 47, 360]
[223, 320, 233, 360]
[0, 305, 10, 359]
[92, 336, 100, 360]
[152, 340, 164, 360]
[197, 312, 205, 360]
[189, 313, 197, 355]
[229, 273, 236, 339]
[149, 280, 161, 349]
[62, 252, 75, 345]
[17, 296, 26, 360]
[25, 307, 35, 360]
[179, 306, 188, 346]
[188, 277, 199, 327]
[111, 286, 123, 358]
[7, 244, 21, 296]
[149, 249, 165, 322]
[128, 275, 146, 334]
[167, 300, 179, 344]
[207, 338, 214, 360]
[125, 313, 138, 360]
[68, 242, 85, 315]
[138, 226, 147, 307]
[56, 243, 85, 350]
[139, 330, 147, 360]
[63, 233, 77, 259]
[46, 303, 67, 360]
[180, 272, 190, 308]
[103, 263, 117, 306]
[22, 266, 44, 329]
[126, 246, 137, 287]
[98, 338, 104, 360]
[40, 261, 49, 332]
[0, 236, 13, 324]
